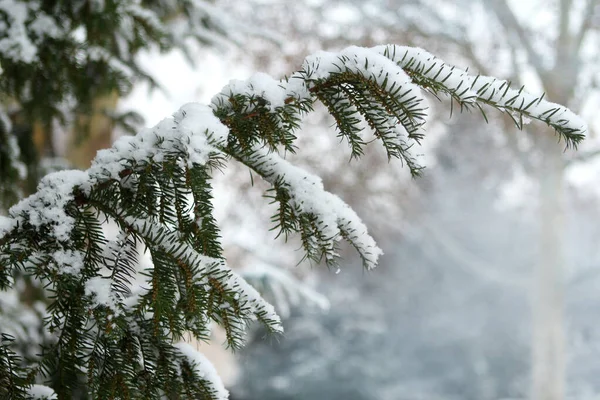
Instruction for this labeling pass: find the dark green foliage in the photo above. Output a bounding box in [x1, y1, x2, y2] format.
[0, 0, 255, 208]
[0, 0, 236, 129]
[0, 334, 33, 399]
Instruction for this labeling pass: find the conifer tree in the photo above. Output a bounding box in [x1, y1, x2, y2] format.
[0, 0, 259, 205]
[0, 39, 587, 398]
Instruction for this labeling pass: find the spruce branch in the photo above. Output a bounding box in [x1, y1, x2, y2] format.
[0, 45, 586, 398]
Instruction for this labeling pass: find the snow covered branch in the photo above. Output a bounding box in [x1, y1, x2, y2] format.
[0, 44, 586, 399]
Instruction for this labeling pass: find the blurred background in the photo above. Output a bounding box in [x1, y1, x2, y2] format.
[5, 0, 600, 399]
[119, 1, 600, 399]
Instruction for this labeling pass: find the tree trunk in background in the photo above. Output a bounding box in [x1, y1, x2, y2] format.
[32, 121, 54, 158]
[69, 91, 119, 169]
[30, 91, 119, 169]
[530, 9, 577, 389]
[532, 133, 566, 400]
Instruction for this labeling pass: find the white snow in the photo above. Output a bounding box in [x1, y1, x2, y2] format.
[85, 276, 118, 311]
[7, 133, 27, 180]
[174, 103, 230, 147]
[28, 13, 61, 40]
[0, 0, 63, 64]
[0, 0, 37, 63]
[304, 45, 424, 100]
[8, 170, 91, 241]
[0, 215, 16, 236]
[51, 249, 85, 275]
[213, 72, 289, 112]
[28, 384, 57, 400]
[90, 103, 225, 181]
[174, 342, 229, 400]
[124, 3, 162, 37]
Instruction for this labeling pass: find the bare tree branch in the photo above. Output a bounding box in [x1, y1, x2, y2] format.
[574, 0, 598, 54]
[482, 0, 547, 76]
[558, 0, 574, 50]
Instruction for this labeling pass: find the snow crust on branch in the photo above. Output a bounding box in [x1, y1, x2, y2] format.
[174, 342, 229, 400]
[213, 43, 586, 147]
[242, 146, 382, 270]
[27, 384, 57, 400]
[89, 103, 227, 182]
[212, 46, 429, 109]
[8, 170, 91, 241]
[0, 101, 283, 397]
[0, 0, 62, 63]
[123, 216, 282, 332]
[375, 44, 588, 139]
[303, 45, 427, 105]
[211, 72, 292, 112]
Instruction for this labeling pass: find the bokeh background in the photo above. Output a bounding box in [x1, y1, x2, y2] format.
[122, 1, 600, 399]
[6, 1, 600, 399]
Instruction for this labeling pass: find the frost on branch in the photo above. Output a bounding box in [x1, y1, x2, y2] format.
[0, 45, 586, 399]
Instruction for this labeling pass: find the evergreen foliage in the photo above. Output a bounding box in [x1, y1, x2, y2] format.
[0, 0, 246, 122]
[0, 0, 260, 208]
[0, 35, 587, 400]
[0, 42, 588, 399]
